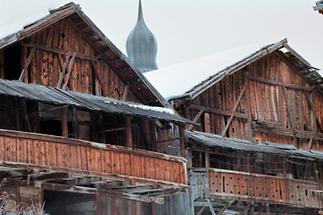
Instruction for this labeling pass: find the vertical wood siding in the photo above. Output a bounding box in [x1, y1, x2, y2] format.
[21, 18, 140, 103]
[186, 53, 323, 150]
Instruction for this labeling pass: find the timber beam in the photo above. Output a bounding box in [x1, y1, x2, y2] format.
[189, 105, 248, 120]
[248, 76, 315, 92]
[251, 122, 323, 141]
[3, 165, 186, 204]
[23, 43, 101, 61]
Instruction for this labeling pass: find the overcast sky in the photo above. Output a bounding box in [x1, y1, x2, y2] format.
[0, 0, 322, 71]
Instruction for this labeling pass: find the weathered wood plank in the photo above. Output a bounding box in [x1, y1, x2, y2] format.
[221, 83, 247, 137]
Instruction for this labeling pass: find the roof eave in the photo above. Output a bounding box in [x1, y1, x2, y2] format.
[178, 39, 321, 102]
[0, 2, 171, 109]
[188, 39, 287, 100]
[74, 9, 171, 109]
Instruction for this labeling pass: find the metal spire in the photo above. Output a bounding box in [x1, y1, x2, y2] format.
[126, 0, 158, 73]
[138, 0, 144, 22]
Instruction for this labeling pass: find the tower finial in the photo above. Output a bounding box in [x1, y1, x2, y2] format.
[126, 0, 158, 73]
[138, 0, 144, 22]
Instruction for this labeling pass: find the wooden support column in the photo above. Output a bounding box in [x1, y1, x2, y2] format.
[122, 85, 129, 101]
[61, 106, 68, 137]
[281, 84, 293, 130]
[19, 47, 36, 82]
[206, 199, 216, 215]
[179, 127, 185, 157]
[57, 54, 71, 88]
[188, 108, 205, 131]
[125, 116, 133, 148]
[218, 200, 234, 215]
[205, 151, 210, 168]
[22, 99, 32, 132]
[91, 60, 102, 96]
[62, 54, 76, 90]
[72, 107, 79, 139]
[304, 91, 323, 133]
[204, 113, 211, 133]
[221, 82, 247, 137]
[244, 74, 254, 140]
[197, 207, 206, 215]
[266, 203, 270, 215]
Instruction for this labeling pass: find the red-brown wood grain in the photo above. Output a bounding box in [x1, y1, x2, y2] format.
[208, 168, 322, 209]
[0, 129, 187, 186]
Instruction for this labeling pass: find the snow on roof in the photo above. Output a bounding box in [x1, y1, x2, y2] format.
[0, 2, 64, 39]
[144, 41, 278, 100]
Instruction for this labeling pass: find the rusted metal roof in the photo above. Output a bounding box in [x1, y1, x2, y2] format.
[186, 131, 323, 161]
[0, 79, 192, 125]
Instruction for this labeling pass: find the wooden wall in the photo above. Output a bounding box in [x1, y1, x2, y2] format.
[15, 18, 140, 103]
[183, 52, 323, 150]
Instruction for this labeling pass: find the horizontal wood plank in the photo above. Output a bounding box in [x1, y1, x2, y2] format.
[0, 129, 187, 186]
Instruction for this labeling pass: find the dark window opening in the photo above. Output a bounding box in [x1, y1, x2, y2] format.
[290, 159, 316, 180]
[98, 113, 125, 146]
[39, 120, 62, 136]
[4, 44, 22, 80]
[209, 153, 234, 170]
[44, 190, 95, 215]
[192, 150, 206, 168]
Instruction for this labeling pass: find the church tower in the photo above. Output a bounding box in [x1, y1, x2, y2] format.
[126, 0, 158, 73]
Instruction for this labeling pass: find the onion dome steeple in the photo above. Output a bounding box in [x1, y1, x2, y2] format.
[126, 0, 158, 73]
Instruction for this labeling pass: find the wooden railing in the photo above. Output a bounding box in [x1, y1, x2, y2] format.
[208, 168, 322, 209]
[0, 129, 187, 186]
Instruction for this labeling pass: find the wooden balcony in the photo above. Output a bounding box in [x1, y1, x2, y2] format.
[191, 168, 322, 209]
[0, 129, 187, 187]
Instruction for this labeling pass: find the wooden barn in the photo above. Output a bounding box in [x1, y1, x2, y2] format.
[0, 3, 194, 214]
[146, 39, 323, 214]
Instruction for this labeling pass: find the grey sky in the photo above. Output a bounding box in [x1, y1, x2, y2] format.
[0, 0, 322, 72]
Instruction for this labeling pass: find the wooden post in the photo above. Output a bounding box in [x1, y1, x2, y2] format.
[266, 203, 270, 215]
[22, 99, 32, 132]
[188, 108, 205, 131]
[57, 54, 71, 88]
[204, 113, 211, 133]
[179, 127, 185, 157]
[122, 85, 129, 101]
[221, 82, 247, 137]
[19, 47, 36, 82]
[125, 116, 133, 148]
[205, 151, 210, 168]
[72, 107, 79, 139]
[61, 106, 68, 137]
[244, 74, 254, 140]
[62, 54, 76, 90]
[91, 60, 102, 96]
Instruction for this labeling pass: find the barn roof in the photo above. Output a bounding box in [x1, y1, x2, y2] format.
[186, 131, 323, 161]
[0, 2, 169, 108]
[0, 79, 192, 125]
[145, 39, 323, 101]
